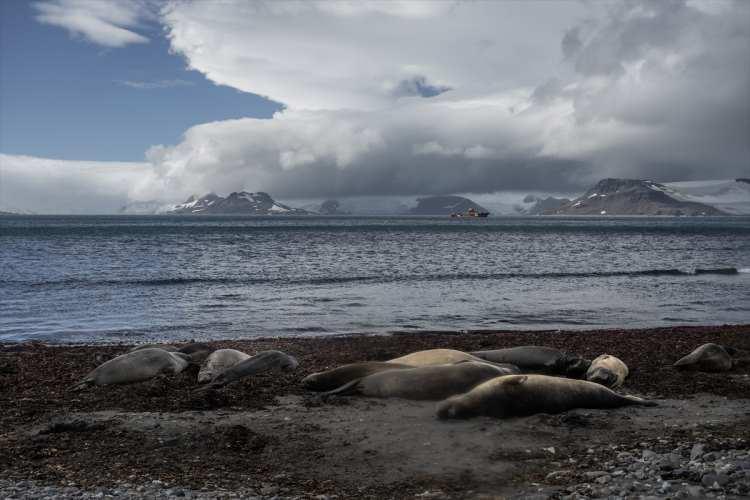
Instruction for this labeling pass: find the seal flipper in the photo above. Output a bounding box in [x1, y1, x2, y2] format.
[623, 394, 657, 407]
[322, 378, 363, 397]
[68, 378, 93, 392]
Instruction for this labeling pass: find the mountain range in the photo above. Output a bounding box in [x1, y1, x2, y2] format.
[112, 178, 750, 216]
[166, 192, 308, 215]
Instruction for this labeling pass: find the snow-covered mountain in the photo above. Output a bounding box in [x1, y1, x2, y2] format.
[548, 178, 726, 216]
[0, 206, 35, 215]
[167, 192, 309, 215]
[663, 179, 750, 215]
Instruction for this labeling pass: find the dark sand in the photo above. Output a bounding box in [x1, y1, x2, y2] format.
[1, 325, 749, 498]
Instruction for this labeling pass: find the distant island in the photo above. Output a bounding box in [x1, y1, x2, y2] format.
[167, 192, 309, 215]
[408, 195, 489, 216]
[547, 178, 727, 216]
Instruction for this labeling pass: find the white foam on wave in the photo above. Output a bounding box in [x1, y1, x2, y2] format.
[739, 268, 750, 273]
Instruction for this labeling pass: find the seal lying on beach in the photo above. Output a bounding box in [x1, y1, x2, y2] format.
[436, 374, 656, 419]
[129, 344, 178, 352]
[71, 348, 190, 390]
[470, 346, 590, 377]
[302, 361, 413, 391]
[673, 343, 734, 372]
[325, 361, 518, 401]
[178, 342, 215, 364]
[586, 354, 629, 388]
[195, 350, 299, 393]
[388, 348, 491, 367]
[197, 349, 251, 383]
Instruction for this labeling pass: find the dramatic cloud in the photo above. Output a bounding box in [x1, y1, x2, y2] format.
[162, 0, 581, 110]
[34, 0, 155, 47]
[9, 0, 750, 211]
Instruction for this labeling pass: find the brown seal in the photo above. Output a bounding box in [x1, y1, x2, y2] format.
[325, 361, 518, 401]
[71, 348, 190, 390]
[437, 374, 656, 419]
[586, 354, 629, 388]
[302, 361, 412, 391]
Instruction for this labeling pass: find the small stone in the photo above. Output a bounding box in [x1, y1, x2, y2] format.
[642, 450, 657, 461]
[583, 471, 609, 479]
[691, 444, 705, 461]
[703, 452, 718, 461]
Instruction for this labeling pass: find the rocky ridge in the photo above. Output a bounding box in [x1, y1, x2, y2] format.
[548, 179, 726, 216]
[167, 192, 308, 215]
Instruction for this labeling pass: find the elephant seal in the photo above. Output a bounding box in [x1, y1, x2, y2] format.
[71, 348, 190, 390]
[471, 346, 590, 377]
[129, 343, 178, 352]
[586, 354, 629, 388]
[197, 349, 252, 383]
[178, 342, 215, 364]
[388, 348, 493, 367]
[436, 374, 656, 420]
[195, 350, 299, 393]
[325, 361, 518, 401]
[302, 362, 413, 391]
[673, 343, 733, 372]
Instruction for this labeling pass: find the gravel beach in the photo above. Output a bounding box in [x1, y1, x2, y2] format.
[2, 325, 749, 499]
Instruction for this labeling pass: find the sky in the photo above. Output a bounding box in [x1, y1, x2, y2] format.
[1, 0, 749, 213]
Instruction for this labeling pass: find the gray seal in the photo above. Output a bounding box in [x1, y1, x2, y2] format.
[673, 343, 734, 372]
[471, 346, 590, 377]
[436, 374, 656, 419]
[325, 361, 519, 401]
[71, 348, 190, 390]
[178, 342, 215, 364]
[195, 350, 299, 393]
[586, 354, 629, 388]
[302, 361, 413, 391]
[388, 348, 495, 367]
[197, 349, 251, 383]
[129, 344, 178, 352]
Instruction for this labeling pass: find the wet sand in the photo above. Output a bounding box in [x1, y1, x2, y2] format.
[1, 325, 749, 498]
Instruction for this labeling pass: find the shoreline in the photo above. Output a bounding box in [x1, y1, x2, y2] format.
[2, 325, 750, 499]
[5, 323, 750, 348]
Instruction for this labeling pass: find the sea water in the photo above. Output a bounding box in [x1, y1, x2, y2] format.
[1, 215, 749, 343]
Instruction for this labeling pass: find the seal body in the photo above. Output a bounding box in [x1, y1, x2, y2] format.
[129, 344, 178, 353]
[388, 348, 489, 366]
[302, 362, 412, 391]
[471, 346, 590, 377]
[586, 354, 629, 388]
[436, 374, 655, 419]
[72, 348, 190, 390]
[198, 349, 251, 383]
[327, 361, 517, 401]
[196, 350, 299, 393]
[178, 342, 215, 364]
[673, 343, 733, 372]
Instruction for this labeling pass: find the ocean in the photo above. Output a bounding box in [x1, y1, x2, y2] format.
[1, 215, 749, 344]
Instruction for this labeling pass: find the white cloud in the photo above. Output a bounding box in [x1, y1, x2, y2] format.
[162, 0, 582, 110]
[34, 0, 154, 47]
[0, 154, 151, 213]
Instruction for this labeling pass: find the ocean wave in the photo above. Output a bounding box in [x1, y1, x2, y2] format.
[14, 267, 741, 288]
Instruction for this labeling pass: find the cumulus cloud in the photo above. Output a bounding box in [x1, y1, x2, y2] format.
[9, 0, 750, 211]
[34, 0, 156, 47]
[162, 0, 580, 110]
[0, 155, 151, 213]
